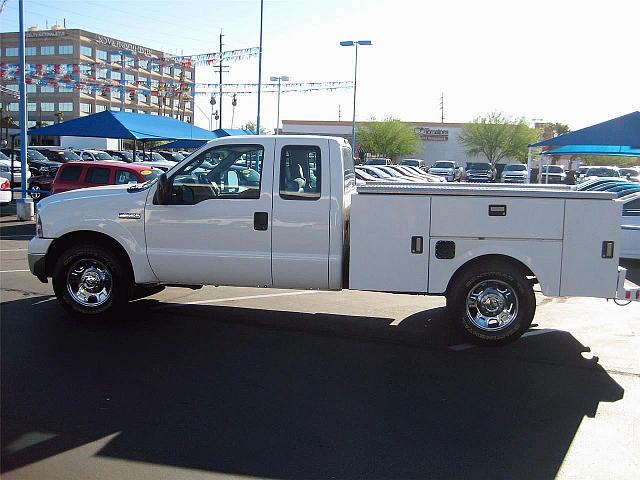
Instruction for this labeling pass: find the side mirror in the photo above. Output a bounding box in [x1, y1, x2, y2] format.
[156, 173, 170, 205]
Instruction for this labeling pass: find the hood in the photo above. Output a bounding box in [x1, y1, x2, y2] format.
[41, 183, 147, 208]
[429, 167, 454, 172]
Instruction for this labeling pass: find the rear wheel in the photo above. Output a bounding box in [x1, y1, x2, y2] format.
[53, 244, 131, 316]
[446, 261, 536, 346]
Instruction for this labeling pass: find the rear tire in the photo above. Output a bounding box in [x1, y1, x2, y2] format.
[446, 260, 536, 346]
[53, 244, 131, 317]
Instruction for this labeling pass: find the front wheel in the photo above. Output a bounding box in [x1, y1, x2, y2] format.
[53, 244, 131, 316]
[29, 183, 41, 200]
[446, 261, 536, 346]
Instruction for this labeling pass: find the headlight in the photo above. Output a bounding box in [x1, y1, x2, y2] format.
[36, 214, 43, 238]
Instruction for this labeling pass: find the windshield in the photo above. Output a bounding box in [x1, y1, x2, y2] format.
[400, 159, 419, 166]
[144, 152, 165, 162]
[62, 150, 80, 161]
[433, 161, 455, 169]
[27, 150, 47, 160]
[94, 152, 113, 160]
[114, 151, 134, 161]
[367, 158, 388, 165]
[543, 165, 564, 173]
[467, 163, 491, 170]
[619, 168, 638, 176]
[587, 167, 619, 177]
[504, 164, 526, 171]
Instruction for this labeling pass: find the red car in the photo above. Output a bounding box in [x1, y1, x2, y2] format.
[52, 161, 162, 194]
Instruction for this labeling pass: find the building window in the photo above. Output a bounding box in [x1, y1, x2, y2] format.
[5, 47, 18, 56]
[59, 85, 74, 93]
[111, 53, 121, 63]
[7, 84, 19, 92]
[96, 104, 107, 112]
[138, 76, 148, 84]
[150, 111, 158, 115]
[151, 62, 160, 72]
[185, 70, 192, 79]
[125, 73, 134, 83]
[40, 46, 55, 55]
[40, 85, 55, 93]
[7, 103, 18, 111]
[163, 65, 171, 75]
[96, 49, 107, 61]
[174, 67, 181, 77]
[79, 64, 92, 76]
[138, 94, 147, 103]
[111, 71, 122, 81]
[112, 90, 122, 100]
[59, 45, 73, 55]
[138, 59, 148, 70]
[184, 116, 191, 123]
[58, 102, 73, 112]
[80, 103, 92, 113]
[26, 46, 36, 56]
[27, 103, 37, 112]
[27, 120, 37, 128]
[80, 45, 93, 57]
[41, 102, 55, 111]
[26, 84, 37, 93]
[97, 69, 108, 79]
[125, 108, 133, 112]
[185, 101, 192, 109]
[151, 95, 159, 104]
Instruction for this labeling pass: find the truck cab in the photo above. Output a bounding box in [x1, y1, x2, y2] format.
[28, 135, 638, 346]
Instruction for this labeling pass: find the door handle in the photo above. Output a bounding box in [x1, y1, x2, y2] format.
[254, 212, 268, 231]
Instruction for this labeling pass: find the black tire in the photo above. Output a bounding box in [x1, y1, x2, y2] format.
[446, 260, 536, 346]
[52, 244, 132, 317]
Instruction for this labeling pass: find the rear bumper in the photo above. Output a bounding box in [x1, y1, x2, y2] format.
[616, 267, 640, 301]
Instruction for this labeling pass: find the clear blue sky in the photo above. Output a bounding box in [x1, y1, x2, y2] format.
[2, 0, 639, 132]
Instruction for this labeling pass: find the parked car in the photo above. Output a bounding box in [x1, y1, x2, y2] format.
[0, 150, 31, 185]
[582, 166, 620, 182]
[576, 166, 590, 183]
[620, 192, 640, 259]
[465, 162, 496, 182]
[355, 166, 406, 183]
[365, 157, 392, 166]
[75, 150, 114, 162]
[576, 177, 626, 191]
[399, 158, 426, 170]
[157, 151, 186, 162]
[428, 160, 462, 182]
[105, 150, 136, 162]
[52, 161, 162, 194]
[619, 167, 640, 182]
[399, 165, 445, 182]
[29, 146, 81, 164]
[0, 177, 11, 203]
[500, 163, 529, 183]
[373, 165, 425, 183]
[539, 165, 566, 184]
[1, 148, 56, 176]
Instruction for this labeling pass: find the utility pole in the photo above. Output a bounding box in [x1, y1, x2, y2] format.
[440, 92, 444, 123]
[219, 31, 224, 129]
[256, 0, 264, 134]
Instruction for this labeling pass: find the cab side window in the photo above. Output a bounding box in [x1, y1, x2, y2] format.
[85, 167, 110, 185]
[116, 170, 138, 184]
[279, 145, 321, 200]
[59, 165, 83, 181]
[623, 199, 640, 217]
[169, 144, 263, 205]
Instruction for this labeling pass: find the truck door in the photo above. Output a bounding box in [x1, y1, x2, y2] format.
[144, 139, 274, 287]
[272, 138, 331, 289]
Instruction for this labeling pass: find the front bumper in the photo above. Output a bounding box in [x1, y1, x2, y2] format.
[28, 237, 54, 283]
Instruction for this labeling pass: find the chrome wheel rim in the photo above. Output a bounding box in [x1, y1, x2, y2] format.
[466, 279, 519, 331]
[30, 185, 40, 199]
[66, 258, 113, 307]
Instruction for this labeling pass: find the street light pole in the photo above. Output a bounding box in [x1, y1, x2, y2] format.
[17, 0, 33, 219]
[340, 40, 371, 155]
[256, 0, 264, 135]
[270, 75, 289, 134]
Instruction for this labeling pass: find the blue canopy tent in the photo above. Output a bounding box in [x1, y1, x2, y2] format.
[527, 111, 640, 181]
[544, 145, 640, 157]
[530, 111, 640, 149]
[152, 128, 254, 150]
[27, 111, 217, 141]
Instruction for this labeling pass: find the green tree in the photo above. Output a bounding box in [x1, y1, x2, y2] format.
[459, 112, 539, 165]
[243, 121, 268, 134]
[356, 117, 422, 160]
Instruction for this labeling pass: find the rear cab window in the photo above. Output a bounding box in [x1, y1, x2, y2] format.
[59, 165, 83, 181]
[279, 145, 321, 200]
[85, 167, 111, 185]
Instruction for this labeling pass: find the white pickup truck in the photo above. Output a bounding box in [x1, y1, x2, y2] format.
[28, 135, 639, 345]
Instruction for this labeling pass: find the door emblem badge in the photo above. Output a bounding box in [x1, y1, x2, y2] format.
[118, 212, 142, 219]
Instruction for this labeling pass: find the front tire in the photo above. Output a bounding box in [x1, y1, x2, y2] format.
[446, 261, 536, 346]
[53, 244, 131, 316]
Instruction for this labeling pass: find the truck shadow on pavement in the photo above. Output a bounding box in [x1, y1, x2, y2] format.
[1, 296, 624, 479]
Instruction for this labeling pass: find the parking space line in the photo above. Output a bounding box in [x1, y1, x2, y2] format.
[152, 290, 321, 310]
[0, 248, 27, 252]
[0, 269, 30, 273]
[0, 235, 34, 238]
[33, 297, 56, 305]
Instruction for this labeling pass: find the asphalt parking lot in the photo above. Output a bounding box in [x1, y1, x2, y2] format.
[1, 210, 639, 480]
